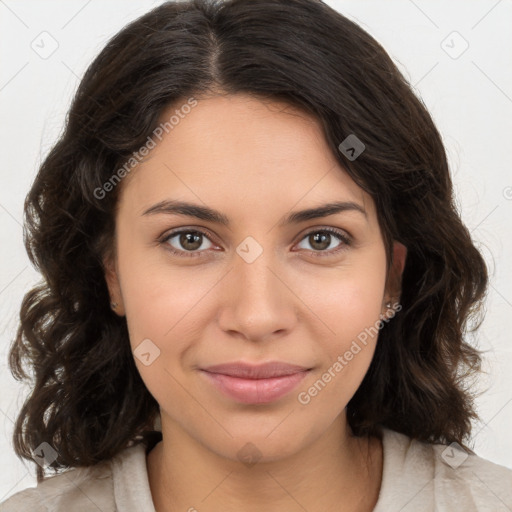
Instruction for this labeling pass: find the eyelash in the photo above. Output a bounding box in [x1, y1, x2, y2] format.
[159, 227, 352, 259]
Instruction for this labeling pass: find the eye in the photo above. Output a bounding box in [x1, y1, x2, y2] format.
[159, 226, 352, 259]
[160, 229, 216, 258]
[295, 227, 351, 257]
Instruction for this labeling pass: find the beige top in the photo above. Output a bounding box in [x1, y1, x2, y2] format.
[1, 428, 511, 511]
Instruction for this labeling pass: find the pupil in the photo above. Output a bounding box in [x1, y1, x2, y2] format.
[181, 232, 202, 250]
[311, 232, 330, 250]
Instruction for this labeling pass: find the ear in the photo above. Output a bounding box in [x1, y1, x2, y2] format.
[383, 241, 407, 310]
[103, 252, 125, 316]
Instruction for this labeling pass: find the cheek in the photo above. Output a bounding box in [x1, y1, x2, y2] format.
[115, 232, 190, 351]
[295, 252, 387, 391]
[116, 248, 208, 411]
[298, 255, 387, 343]
[293, 276, 385, 424]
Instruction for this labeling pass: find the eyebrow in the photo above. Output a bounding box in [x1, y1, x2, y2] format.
[141, 199, 367, 226]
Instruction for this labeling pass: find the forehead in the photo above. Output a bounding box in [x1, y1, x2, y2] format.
[118, 94, 373, 220]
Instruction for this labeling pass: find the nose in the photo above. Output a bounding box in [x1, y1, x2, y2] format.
[216, 241, 297, 343]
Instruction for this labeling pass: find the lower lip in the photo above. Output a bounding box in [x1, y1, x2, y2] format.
[200, 370, 310, 404]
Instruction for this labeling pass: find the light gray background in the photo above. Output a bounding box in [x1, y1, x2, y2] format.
[1, 0, 511, 501]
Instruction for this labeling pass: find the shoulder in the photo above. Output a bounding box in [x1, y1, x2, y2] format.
[0, 443, 148, 512]
[0, 462, 114, 512]
[375, 428, 512, 512]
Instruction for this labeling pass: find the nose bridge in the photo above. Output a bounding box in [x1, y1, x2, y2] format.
[233, 234, 281, 302]
[217, 234, 295, 340]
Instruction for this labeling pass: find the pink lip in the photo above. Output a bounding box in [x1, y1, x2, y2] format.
[200, 362, 311, 404]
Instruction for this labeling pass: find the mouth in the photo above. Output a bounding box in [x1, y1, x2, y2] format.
[199, 361, 312, 404]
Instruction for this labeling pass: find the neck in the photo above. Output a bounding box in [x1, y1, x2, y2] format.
[147, 413, 383, 512]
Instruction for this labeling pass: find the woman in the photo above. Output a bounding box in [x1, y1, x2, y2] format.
[1, 0, 511, 510]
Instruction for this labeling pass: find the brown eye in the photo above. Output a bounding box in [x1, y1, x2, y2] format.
[295, 228, 351, 257]
[161, 229, 214, 257]
[177, 232, 203, 251]
[307, 232, 333, 251]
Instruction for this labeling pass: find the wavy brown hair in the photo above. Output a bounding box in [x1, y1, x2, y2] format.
[8, 0, 488, 482]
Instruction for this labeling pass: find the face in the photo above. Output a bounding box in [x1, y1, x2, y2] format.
[104, 93, 406, 463]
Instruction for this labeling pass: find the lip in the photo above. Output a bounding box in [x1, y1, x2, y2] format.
[200, 362, 311, 404]
[201, 361, 311, 379]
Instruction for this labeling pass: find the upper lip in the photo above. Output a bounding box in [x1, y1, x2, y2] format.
[201, 361, 311, 379]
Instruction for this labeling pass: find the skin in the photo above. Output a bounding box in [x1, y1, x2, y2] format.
[104, 93, 407, 512]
